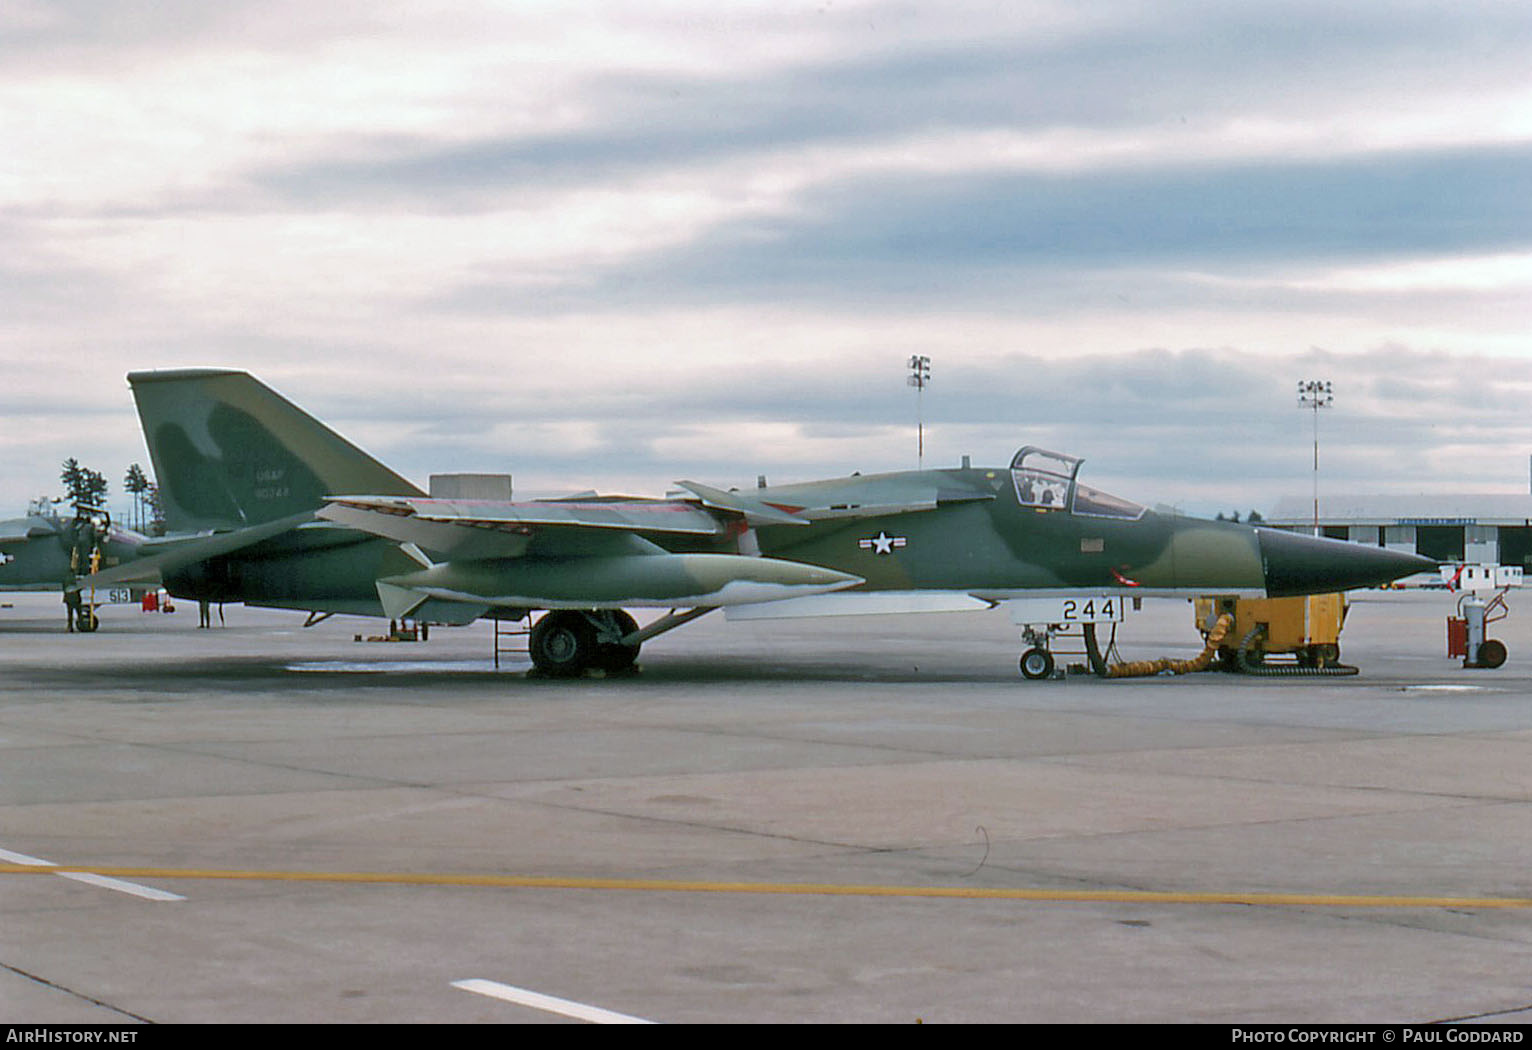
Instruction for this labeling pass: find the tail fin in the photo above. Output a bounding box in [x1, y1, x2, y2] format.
[129, 369, 423, 532]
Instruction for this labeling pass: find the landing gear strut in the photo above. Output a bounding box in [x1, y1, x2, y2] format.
[1009, 599, 1123, 680]
[595, 610, 640, 673]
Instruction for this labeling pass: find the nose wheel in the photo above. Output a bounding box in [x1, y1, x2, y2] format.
[1016, 623, 1071, 680]
[1019, 647, 1055, 680]
[1014, 618, 1113, 680]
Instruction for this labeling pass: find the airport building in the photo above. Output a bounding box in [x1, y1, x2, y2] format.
[1266, 493, 1532, 568]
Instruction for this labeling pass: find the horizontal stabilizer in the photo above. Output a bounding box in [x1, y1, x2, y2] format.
[83, 512, 317, 587]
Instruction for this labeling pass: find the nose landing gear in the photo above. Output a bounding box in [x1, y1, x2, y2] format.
[1019, 643, 1055, 680]
[1008, 596, 1124, 680]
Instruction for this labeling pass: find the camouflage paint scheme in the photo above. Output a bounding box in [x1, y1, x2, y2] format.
[0, 512, 147, 593]
[97, 369, 1433, 674]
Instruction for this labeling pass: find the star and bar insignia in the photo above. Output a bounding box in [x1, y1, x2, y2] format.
[858, 531, 907, 555]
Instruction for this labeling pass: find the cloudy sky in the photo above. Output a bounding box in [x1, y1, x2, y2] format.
[3, 0, 1530, 519]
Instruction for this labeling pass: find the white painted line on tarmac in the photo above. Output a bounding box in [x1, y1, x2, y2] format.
[0, 847, 185, 902]
[1400, 684, 1490, 694]
[58, 871, 187, 901]
[452, 979, 656, 1024]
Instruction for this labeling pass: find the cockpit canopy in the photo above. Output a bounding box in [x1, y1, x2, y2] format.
[1009, 447, 1145, 520]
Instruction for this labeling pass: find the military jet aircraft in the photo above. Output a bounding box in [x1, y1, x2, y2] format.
[96, 368, 1433, 676]
[1, 505, 150, 630]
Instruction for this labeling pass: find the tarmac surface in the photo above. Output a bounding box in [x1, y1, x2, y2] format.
[4, 588, 1532, 1023]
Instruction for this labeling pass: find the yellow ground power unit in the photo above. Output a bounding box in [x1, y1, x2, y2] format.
[1195, 593, 1351, 674]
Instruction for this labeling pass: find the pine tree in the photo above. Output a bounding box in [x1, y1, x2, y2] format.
[125, 464, 150, 530]
[145, 483, 166, 537]
[60, 459, 108, 508]
[60, 458, 83, 501]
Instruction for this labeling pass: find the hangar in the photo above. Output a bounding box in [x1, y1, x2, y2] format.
[1266, 493, 1532, 569]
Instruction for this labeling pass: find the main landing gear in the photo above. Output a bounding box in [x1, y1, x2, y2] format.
[524, 607, 721, 677]
[528, 610, 641, 677]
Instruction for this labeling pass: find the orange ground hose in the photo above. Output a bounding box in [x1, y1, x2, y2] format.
[1103, 613, 1233, 678]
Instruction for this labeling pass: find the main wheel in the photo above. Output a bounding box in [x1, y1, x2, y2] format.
[1478, 639, 1508, 669]
[595, 610, 641, 673]
[529, 611, 597, 677]
[1019, 647, 1054, 680]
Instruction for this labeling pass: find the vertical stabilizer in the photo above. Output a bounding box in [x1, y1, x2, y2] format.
[129, 369, 423, 532]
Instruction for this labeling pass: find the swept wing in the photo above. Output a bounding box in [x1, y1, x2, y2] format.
[84, 512, 319, 587]
[317, 496, 861, 614]
[318, 495, 725, 560]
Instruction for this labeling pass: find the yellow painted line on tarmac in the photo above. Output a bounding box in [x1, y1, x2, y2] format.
[1, 862, 1528, 909]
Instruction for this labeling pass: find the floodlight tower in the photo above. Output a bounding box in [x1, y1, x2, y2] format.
[908, 355, 931, 469]
[1297, 379, 1333, 537]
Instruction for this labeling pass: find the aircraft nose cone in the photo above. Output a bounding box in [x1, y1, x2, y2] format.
[1258, 528, 1437, 596]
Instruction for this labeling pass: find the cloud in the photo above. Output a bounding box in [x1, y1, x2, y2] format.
[422, 143, 1532, 326]
[244, 1, 1532, 208]
[304, 344, 1531, 512]
[701, 145, 1531, 269]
